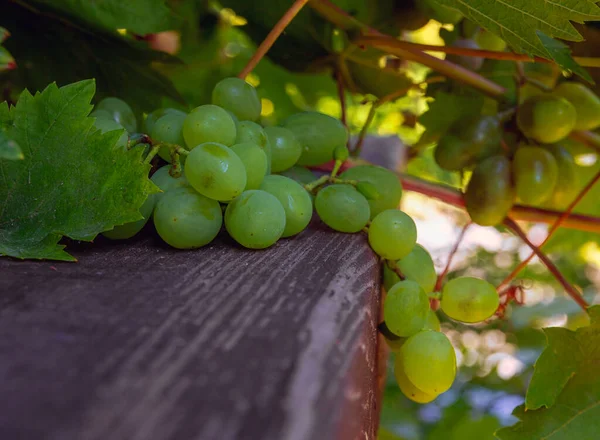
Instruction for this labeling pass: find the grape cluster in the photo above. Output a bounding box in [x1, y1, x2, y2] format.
[433, 80, 600, 226]
[92, 77, 502, 405]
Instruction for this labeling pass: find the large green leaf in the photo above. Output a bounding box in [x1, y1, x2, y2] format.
[434, 0, 600, 80]
[0, 129, 23, 160]
[496, 305, 600, 439]
[0, 80, 156, 261]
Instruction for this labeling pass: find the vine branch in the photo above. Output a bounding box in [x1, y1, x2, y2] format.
[435, 222, 471, 291]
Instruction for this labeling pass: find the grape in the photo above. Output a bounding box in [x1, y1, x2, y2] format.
[282, 112, 348, 166]
[93, 117, 128, 150]
[425, 309, 441, 332]
[368, 209, 417, 260]
[394, 355, 438, 403]
[184, 142, 247, 202]
[400, 330, 456, 395]
[315, 184, 370, 233]
[264, 126, 302, 173]
[95, 97, 137, 132]
[347, 61, 414, 99]
[446, 39, 483, 71]
[230, 142, 268, 190]
[465, 155, 515, 226]
[212, 77, 262, 122]
[339, 165, 403, 218]
[441, 276, 499, 323]
[225, 190, 286, 249]
[475, 30, 507, 52]
[90, 109, 112, 120]
[513, 146, 558, 205]
[517, 95, 576, 144]
[144, 108, 187, 134]
[278, 166, 316, 185]
[226, 109, 241, 133]
[102, 194, 155, 240]
[384, 280, 430, 337]
[150, 165, 188, 202]
[153, 187, 222, 249]
[259, 175, 313, 237]
[235, 121, 272, 173]
[151, 112, 187, 162]
[545, 144, 579, 208]
[553, 82, 600, 131]
[183, 105, 237, 149]
[383, 244, 437, 293]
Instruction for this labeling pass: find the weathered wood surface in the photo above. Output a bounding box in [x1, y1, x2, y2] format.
[0, 222, 382, 440]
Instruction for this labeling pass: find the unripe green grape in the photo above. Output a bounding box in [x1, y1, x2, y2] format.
[425, 309, 441, 331]
[91, 109, 112, 120]
[441, 276, 499, 323]
[339, 165, 403, 218]
[383, 244, 437, 293]
[264, 126, 302, 173]
[400, 330, 456, 395]
[355, 181, 380, 201]
[93, 116, 128, 150]
[102, 194, 155, 240]
[260, 175, 312, 237]
[151, 112, 187, 162]
[279, 166, 317, 185]
[474, 30, 507, 51]
[212, 77, 262, 122]
[282, 112, 348, 166]
[225, 190, 286, 249]
[150, 165, 189, 203]
[236, 121, 272, 173]
[184, 142, 247, 202]
[144, 108, 187, 134]
[368, 209, 417, 260]
[384, 280, 430, 337]
[394, 354, 439, 403]
[183, 105, 237, 149]
[553, 82, 600, 131]
[315, 184, 370, 233]
[346, 61, 414, 100]
[513, 146, 558, 205]
[517, 95, 576, 144]
[153, 187, 222, 249]
[544, 144, 579, 208]
[465, 156, 515, 226]
[95, 97, 137, 133]
[230, 142, 268, 190]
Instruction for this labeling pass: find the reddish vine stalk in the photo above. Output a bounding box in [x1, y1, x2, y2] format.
[435, 223, 471, 291]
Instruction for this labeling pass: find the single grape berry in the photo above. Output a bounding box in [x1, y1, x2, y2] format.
[441, 276, 499, 323]
[383, 244, 437, 294]
[102, 194, 155, 240]
[183, 105, 237, 148]
[513, 146, 558, 205]
[231, 143, 268, 190]
[144, 108, 187, 134]
[394, 354, 439, 403]
[236, 121, 272, 173]
[95, 97, 137, 132]
[315, 184, 370, 233]
[260, 175, 312, 238]
[264, 126, 302, 173]
[368, 209, 417, 260]
[517, 95, 576, 144]
[553, 82, 600, 131]
[425, 309, 441, 332]
[212, 77, 262, 122]
[184, 142, 247, 202]
[384, 280, 430, 337]
[346, 61, 414, 100]
[225, 190, 286, 249]
[278, 166, 316, 185]
[150, 165, 188, 203]
[151, 112, 188, 162]
[544, 144, 579, 208]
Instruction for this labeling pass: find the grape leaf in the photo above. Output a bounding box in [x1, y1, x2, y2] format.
[0, 129, 23, 160]
[434, 0, 600, 79]
[27, 0, 176, 35]
[495, 305, 600, 439]
[0, 80, 156, 261]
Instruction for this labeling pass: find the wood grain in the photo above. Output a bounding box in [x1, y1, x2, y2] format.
[0, 222, 381, 440]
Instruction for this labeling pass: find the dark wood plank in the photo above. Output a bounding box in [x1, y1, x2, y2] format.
[0, 222, 381, 440]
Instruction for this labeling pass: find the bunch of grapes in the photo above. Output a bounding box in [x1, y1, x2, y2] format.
[92, 77, 504, 404]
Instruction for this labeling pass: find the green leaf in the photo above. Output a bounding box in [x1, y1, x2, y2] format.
[434, 0, 600, 79]
[496, 305, 600, 439]
[28, 0, 176, 35]
[536, 31, 593, 83]
[0, 128, 23, 160]
[0, 80, 156, 261]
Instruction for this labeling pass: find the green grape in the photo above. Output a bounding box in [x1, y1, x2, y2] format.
[441, 276, 499, 323]
[517, 95, 576, 144]
[259, 175, 313, 237]
[144, 108, 187, 134]
[356, 181, 380, 201]
[384, 280, 430, 337]
[225, 190, 286, 249]
[212, 77, 262, 122]
[230, 142, 268, 190]
[95, 97, 137, 133]
[400, 330, 456, 395]
[153, 187, 222, 249]
[315, 184, 370, 233]
[474, 30, 507, 52]
[553, 82, 600, 131]
[93, 117, 128, 150]
[416, 0, 462, 24]
[465, 156, 515, 226]
[346, 61, 414, 99]
[282, 112, 348, 166]
[236, 121, 272, 173]
[226, 109, 241, 133]
[184, 142, 247, 202]
[264, 126, 302, 173]
[150, 165, 189, 203]
[183, 105, 237, 149]
[102, 194, 155, 240]
[368, 209, 417, 260]
[383, 244, 437, 293]
[339, 165, 403, 218]
[278, 166, 316, 185]
[151, 112, 188, 162]
[425, 309, 441, 332]
[545, 144, 579, 208]
[394, 355, 438, 403]
[513, 146, 558, 205]
[90, 109, 112, 120]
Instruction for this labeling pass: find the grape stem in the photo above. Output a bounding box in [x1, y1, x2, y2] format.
[238, 0, 310, 79]
[385, 259, 406, 281]
[335, 67, 348, 128]
[143, 145, 160, 164]
[503, 217, 589, 311]
[304, 175, 357, 193]
[127, 133, 152, 150]
[569, 130, 600, 154]
[434, 222, 471, 292]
